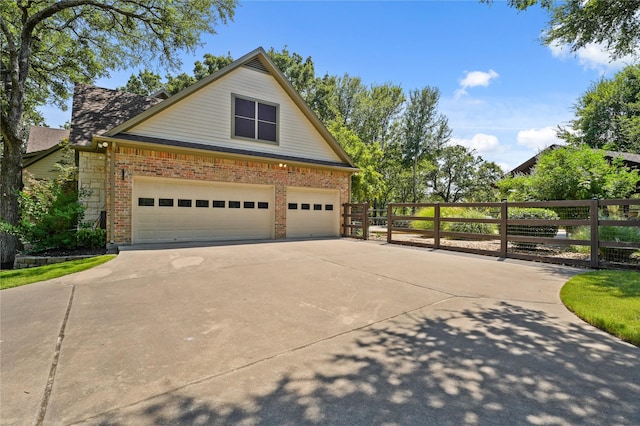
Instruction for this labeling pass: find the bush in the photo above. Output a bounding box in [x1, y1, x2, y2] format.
[77, 227, 107, 249]
[507, 207, 559, 249]
[16, 179, 85, 253]
[411, 207, 498, 237]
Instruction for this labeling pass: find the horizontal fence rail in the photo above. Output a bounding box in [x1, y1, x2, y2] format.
[343, 199, 640, 270]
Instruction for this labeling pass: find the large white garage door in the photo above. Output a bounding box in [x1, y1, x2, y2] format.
[132, 178, 274, 244]
[286, 187, 340, 238]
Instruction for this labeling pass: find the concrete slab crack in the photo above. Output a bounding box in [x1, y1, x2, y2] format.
[35, 284, 75, 426]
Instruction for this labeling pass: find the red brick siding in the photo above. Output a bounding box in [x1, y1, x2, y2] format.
[106, 146, 351, 243]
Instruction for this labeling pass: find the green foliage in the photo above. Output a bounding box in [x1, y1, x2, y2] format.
[507, 207, 559, 248]
[411, 207, 498, 236]
[425, 145, 504, 202]
[77, 227, 107, 249]
[498, 145, 640, 201]
[13, 176, 85, 253]
[118, 70, 165, 96]
[493, 0, 640, 60]
[561, 65, 640, 153]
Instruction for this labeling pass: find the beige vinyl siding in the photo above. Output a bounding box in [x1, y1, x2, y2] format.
[127, 67, 341, 163]
[23, 150, 66, 181]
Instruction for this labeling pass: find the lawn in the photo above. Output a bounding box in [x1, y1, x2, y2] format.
[560, 270, 640, 346]
[0, 255, 116, 290]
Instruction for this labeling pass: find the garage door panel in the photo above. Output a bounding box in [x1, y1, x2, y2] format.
[287, 187, 340, 239]
[133, 178, 274, 244]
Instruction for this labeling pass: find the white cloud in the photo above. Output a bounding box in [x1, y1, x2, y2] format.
[451, 133, 501, 154]
[516, 126, 564, 150]
[549, 42, 634, 74]
[455, 69, 499, 99]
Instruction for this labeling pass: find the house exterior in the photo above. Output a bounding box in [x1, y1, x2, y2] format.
[70, 47, 356, 246]
[23, 126, 71, 182]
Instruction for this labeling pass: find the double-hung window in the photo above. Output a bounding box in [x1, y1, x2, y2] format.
[233, 95, 278, 143]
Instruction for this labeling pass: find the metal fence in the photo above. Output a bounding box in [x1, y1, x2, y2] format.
[343, 199, 640, 270]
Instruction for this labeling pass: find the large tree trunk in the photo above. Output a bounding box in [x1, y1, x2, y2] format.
[1, 133, 24, 268]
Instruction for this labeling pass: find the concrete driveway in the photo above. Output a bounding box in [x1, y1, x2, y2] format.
[1, 239, 638, 425]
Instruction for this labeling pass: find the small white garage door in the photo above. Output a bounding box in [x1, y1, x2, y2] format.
[132, 177, 274, 244]
[286, 187, 340, 238]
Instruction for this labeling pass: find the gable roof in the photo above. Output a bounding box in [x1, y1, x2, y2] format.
[69, 84, 163, 148]
[26, 126, 70, 154]
[510, 144, 640, 175]
[104, 47, 355, 168]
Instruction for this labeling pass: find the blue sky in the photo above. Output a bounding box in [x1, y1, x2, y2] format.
[40, 0, 635, 171]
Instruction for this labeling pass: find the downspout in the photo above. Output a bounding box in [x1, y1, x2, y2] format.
[109, 141, 116, 244]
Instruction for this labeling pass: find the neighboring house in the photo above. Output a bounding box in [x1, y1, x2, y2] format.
[22, 126, 71, 182]
[509, 144, 640, 176]
[70, 47, 357, 246]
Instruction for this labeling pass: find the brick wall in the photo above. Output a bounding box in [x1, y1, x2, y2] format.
[78, 151, 106, 226]
[108, 145, 351, 243]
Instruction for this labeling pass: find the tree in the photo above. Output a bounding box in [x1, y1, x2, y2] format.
[1, 0, 237, 266]
[425, 145, 504, 202]
[118, 70, 164, 96]
[492, 0, 640, 60]
[497, 145, 640, 201]
[401, 86, 451, 203]
[560, 65, 640, 153]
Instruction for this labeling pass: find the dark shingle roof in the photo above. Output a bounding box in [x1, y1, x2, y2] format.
[69, 84, 162, 148]
[26, 126, 70, 154]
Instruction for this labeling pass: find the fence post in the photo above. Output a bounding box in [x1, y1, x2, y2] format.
[434, 203, 440, 249]
[500, 200, 508, 258]
[363, 202, 369, 240]
[387, 204, 393, 243]
[590, 198, 599, 268]
[342, 203, 348, 237]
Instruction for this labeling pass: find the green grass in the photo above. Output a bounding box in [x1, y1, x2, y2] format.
[0, 255, 116, 290]
[560, 270, 640, 346]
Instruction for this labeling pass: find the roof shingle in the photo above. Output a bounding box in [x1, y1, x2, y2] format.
[69, 84, 162, 148]
[26, 126, 70, 154]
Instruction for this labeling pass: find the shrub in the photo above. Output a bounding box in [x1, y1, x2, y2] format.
[507, 207, 559, 249]
[411, 207, 498, 237]
[16, 179, 85, 253]
[77, 227, 107, 249]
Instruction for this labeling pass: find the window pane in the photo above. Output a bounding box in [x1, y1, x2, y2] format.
[196, 200, 209, 208]
[235, 98, 255, 118]
[258, 103, 276, 122]
[325, 204, 333, 211]
[213, 200, 225, 208]
[301, 203, 310, 210]
[138, 197, 154, 207]
[258, 121, 276, 142]
[159, 198, 174, 207]
[235, 117, 255, 139]
[244, 201, 255, 208]
[178, 199, 192, 207]
[229, 201, 241, 208]
[258, 202, 269, 209]
[288, 203, 298, 210]
[313, 204, 322, 211]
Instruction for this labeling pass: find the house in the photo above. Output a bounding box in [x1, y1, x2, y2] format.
[70, 47, 357, 246]
[509, 144, 640, 176]
[22, 126, 71, 182]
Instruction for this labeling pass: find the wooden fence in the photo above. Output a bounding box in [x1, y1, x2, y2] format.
[343, 199, 640, 270]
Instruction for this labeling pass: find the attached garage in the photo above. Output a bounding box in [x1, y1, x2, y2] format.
[286, 187, 340, 238]
[132, 177, 274, 244]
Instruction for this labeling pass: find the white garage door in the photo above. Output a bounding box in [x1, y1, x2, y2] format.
[286, 187, 340, 238]
[132, 178, 274, 244]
